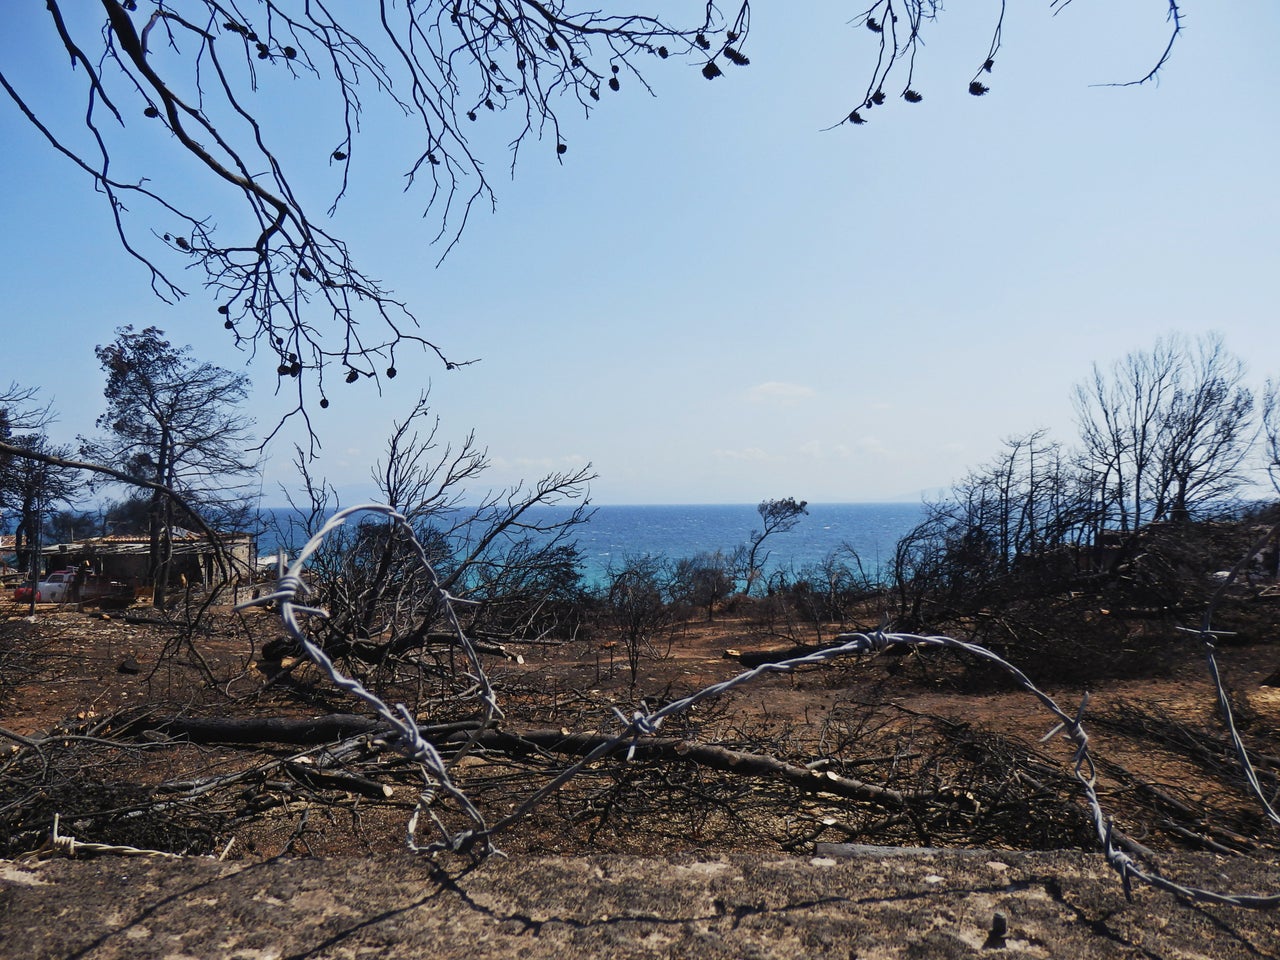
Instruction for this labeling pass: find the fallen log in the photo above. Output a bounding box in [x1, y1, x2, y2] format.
[463, 727, 914, 810]
[104, 713, 967, 815]
[141, 714, 487, 746]
[283, 760, 395, 799]
[125, 713, 387, 744]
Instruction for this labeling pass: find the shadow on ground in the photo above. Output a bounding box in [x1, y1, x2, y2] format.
[4, 849, 1278, 959]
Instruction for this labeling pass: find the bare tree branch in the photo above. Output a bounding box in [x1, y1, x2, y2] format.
[6, 1, 751, 435]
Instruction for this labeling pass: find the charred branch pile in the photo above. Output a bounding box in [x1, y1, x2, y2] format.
[4, 665, 1278, 867]
[3, 501, 1279, 912]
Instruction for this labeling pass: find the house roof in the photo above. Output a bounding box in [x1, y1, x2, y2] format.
[39, 531, 252, 557]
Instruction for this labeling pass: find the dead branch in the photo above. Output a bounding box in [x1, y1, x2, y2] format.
[461, 727, 913, 811]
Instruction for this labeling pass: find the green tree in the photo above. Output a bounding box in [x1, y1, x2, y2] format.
[82, 326, 257, 607]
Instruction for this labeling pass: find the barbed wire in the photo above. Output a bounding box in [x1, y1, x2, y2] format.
[236, 504, 499, 856]
[22, 813, 184, 861]
[244, 507, 1280, 906]
[1191, 518, 1280, 827]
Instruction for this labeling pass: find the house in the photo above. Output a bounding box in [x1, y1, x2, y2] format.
[39, 529, 256, 591]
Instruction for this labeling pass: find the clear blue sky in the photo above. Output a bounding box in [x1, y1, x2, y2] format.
[2, 3, 1277, 506]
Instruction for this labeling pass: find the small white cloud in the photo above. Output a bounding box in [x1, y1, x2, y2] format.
[855, 435, 890, 456]
[712, 446, 772, 462]
[798, 441, 853, 461]
[497, 454, 592, 474]
[748, 381, 816, 404]
[334, 449, 362, 469]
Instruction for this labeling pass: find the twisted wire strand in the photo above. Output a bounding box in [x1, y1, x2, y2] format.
[1192, 518, 1280, 826]
[28, 813, 184, 861]
[236, 504, 497, 855]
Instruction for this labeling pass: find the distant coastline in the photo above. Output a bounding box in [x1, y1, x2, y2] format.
[257, 502, 925, 587]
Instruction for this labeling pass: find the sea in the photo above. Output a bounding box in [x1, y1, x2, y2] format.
[257, 502, 925, 589]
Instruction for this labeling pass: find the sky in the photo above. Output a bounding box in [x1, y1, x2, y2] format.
[2, 2, 1278, 508]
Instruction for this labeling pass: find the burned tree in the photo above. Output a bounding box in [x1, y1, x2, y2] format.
[605, 554, 673, 690]
[3, 1, 752, 421]
[1074, 334, 1254, 533]
[1265, 380, 1280, 496]
[740, 498, 808, 596]
[886, 432, 1096, 632]
[274, 392, 593, 694]
[1156, 338, 1255, 522]
[1, 437, 82, 587]
[838, 1, 1185, 128]
[669, 550, 737, 622]
[0, 387, 81, 585]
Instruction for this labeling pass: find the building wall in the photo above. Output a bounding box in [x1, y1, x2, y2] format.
[44, 534, 256, 588]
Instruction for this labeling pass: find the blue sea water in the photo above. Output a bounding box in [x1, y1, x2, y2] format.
[258, 502, 924, 588]
[563, 503, 923, 585]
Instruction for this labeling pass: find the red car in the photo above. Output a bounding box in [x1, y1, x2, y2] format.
[11, 584, 40, 602]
